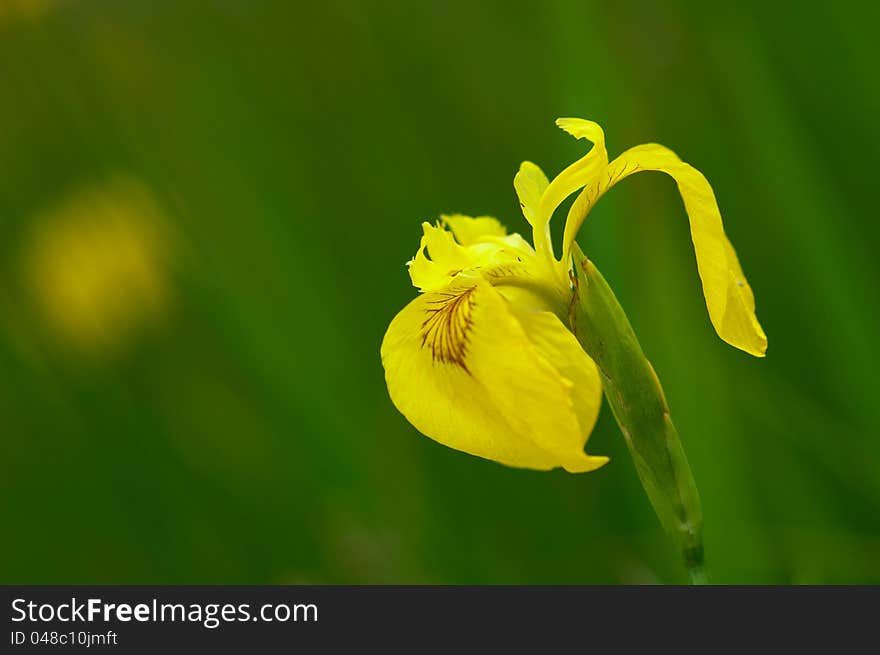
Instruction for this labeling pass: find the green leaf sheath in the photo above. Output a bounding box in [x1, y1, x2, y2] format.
[568, 247, 705, 582]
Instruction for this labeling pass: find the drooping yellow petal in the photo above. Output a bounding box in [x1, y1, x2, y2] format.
[562, 143, 767, 357]
[381, 277, 608, 473]
[719, 236, 766, 353]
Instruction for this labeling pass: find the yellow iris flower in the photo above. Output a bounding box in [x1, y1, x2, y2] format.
[381, 118, 766, 473]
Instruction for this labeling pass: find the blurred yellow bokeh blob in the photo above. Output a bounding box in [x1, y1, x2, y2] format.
[22, 176, 173, 355]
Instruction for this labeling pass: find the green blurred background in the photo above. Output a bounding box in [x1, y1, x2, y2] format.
[1, 0, 878, 584]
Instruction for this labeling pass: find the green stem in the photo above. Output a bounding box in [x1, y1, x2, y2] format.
[568, 248, 708, 584]
[686, 557, 709, 586]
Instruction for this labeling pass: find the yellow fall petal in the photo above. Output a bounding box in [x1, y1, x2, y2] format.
[562, 143, 767, 357]
[507, 303, 605, 448]
[381, 277, 607, 473]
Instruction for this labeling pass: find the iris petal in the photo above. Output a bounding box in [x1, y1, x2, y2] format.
[514, 162, 550, 229]
[407, 218, 536, 293]
[538, 119, 609, 230]
[381, 277, 607, 473]
[562, 143, 767, 357]
[440, 214, 507, 245]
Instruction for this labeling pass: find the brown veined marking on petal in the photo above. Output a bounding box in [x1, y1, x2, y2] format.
[482, 263, 523, 281]
[580, 160, 642, 213]
[420, 286, 477, 373]
[479, 260, 533, 290]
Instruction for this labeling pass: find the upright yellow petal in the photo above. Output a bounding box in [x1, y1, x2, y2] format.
[514, 161, 550, 229]
[562, 143, 767, 357]
[381, 277, 607, 473]
[537, 118, 608, 227]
